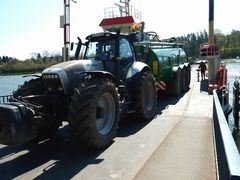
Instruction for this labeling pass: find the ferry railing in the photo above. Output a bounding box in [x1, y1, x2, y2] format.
[213, 90, 240, 180]
[0, 95, 12, 104]
[221, 83, 229, 108]
[104, 5, 141, 21]
[233, 78, 240, 129]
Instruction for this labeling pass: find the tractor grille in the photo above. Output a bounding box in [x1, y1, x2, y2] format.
[42, 74, 64, 93]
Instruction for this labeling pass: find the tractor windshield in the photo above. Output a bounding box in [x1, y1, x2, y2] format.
[85, 39, 115, 61]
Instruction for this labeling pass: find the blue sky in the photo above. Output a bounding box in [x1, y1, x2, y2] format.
[0, 0, 239, 60]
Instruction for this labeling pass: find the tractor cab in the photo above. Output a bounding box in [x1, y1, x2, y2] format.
[73, 32, 136, 81]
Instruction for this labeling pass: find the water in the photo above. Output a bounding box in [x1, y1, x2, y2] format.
[0, 75, 34, 96]
[226, 63, 240, 151]
[226, 63, 240, 130]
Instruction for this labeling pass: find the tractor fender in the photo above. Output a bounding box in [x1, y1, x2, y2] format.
[184, 62, 191, 70]
[172, 66, 180, 73]
[184, 62, 189, 67]
[179, 64, 186, 70]
[126, 62, 151, 79]
[170, 66, 181, 81]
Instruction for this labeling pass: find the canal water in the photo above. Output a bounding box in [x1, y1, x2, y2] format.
[226, 63, 240, 130]
[226, 63, 240, 151]
[0, 62, 240, 149]
[0, 75, 34, 96]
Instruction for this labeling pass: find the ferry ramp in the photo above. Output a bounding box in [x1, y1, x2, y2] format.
[0, 66, 216, 180]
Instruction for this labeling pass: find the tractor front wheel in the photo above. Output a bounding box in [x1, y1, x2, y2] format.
[68, 78, 119, 149]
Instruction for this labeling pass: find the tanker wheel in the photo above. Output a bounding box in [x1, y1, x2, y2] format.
[186, 66, 191, 88]
[182, 68, 188, 92]
[13, 78, 61, 142]
[128, 71, 157, 121]
[168, 69, 182, 96]
[68, 78, 119, 149]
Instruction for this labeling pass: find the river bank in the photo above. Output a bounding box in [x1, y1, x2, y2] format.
[0, 59, 58, 75]
[0, 75, 34, 95]
[0, 58, 238, 76]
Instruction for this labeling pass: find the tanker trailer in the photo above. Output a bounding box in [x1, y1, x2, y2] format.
[134, 41, 191, 96]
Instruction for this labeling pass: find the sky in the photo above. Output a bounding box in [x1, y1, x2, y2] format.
[0, 0, 239, 60]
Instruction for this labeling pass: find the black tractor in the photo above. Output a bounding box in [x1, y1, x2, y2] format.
[0, 31, 157, 149]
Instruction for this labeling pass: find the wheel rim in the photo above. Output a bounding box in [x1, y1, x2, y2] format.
[144, 81, 155, 111]
[96, 92, 115, 135]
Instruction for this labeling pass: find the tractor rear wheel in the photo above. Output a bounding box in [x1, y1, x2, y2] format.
[68, 78, 119, 149]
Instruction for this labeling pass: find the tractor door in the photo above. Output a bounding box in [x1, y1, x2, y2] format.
[119, 38, 135, 80]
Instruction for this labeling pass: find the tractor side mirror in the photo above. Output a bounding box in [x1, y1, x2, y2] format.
[70, 42, 74, 51]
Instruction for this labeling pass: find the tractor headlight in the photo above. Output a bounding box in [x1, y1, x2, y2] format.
[42, 74, 59, 79]
[42, 74, 64, 92]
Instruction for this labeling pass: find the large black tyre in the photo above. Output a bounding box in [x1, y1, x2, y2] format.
[68, 78, 119, 149]
[168, 69, 182, 96]
[128, 71, 157, 121]
[13, 78, 61, 141]
[186, 66, 191, 89]
[182, 68, 189, 92]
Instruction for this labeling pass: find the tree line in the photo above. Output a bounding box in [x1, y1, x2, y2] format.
[0, 51, 62, 74]
[1, 29, 240, 74]
[176, 29, 240, 60]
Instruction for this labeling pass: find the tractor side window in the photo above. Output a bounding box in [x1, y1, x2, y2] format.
[85, 42, 97, 59]
[120, 38, 133, 58]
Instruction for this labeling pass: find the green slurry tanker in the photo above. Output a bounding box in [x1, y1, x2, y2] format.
[134, 39, 191, 96]
[0, 1, 190, 150]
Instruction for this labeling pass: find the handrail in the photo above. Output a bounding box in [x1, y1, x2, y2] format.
[213, 90, 240, 179]
[233, 79, 240, 129]
[104, 5, 141, 21]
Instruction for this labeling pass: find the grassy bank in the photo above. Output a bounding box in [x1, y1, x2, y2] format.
[0, 60, 58, 75]
[1, 58, 239, 75]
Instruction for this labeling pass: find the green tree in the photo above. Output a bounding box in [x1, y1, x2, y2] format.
[37, 53, 42, 60]
[177, 29, 240, 60]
